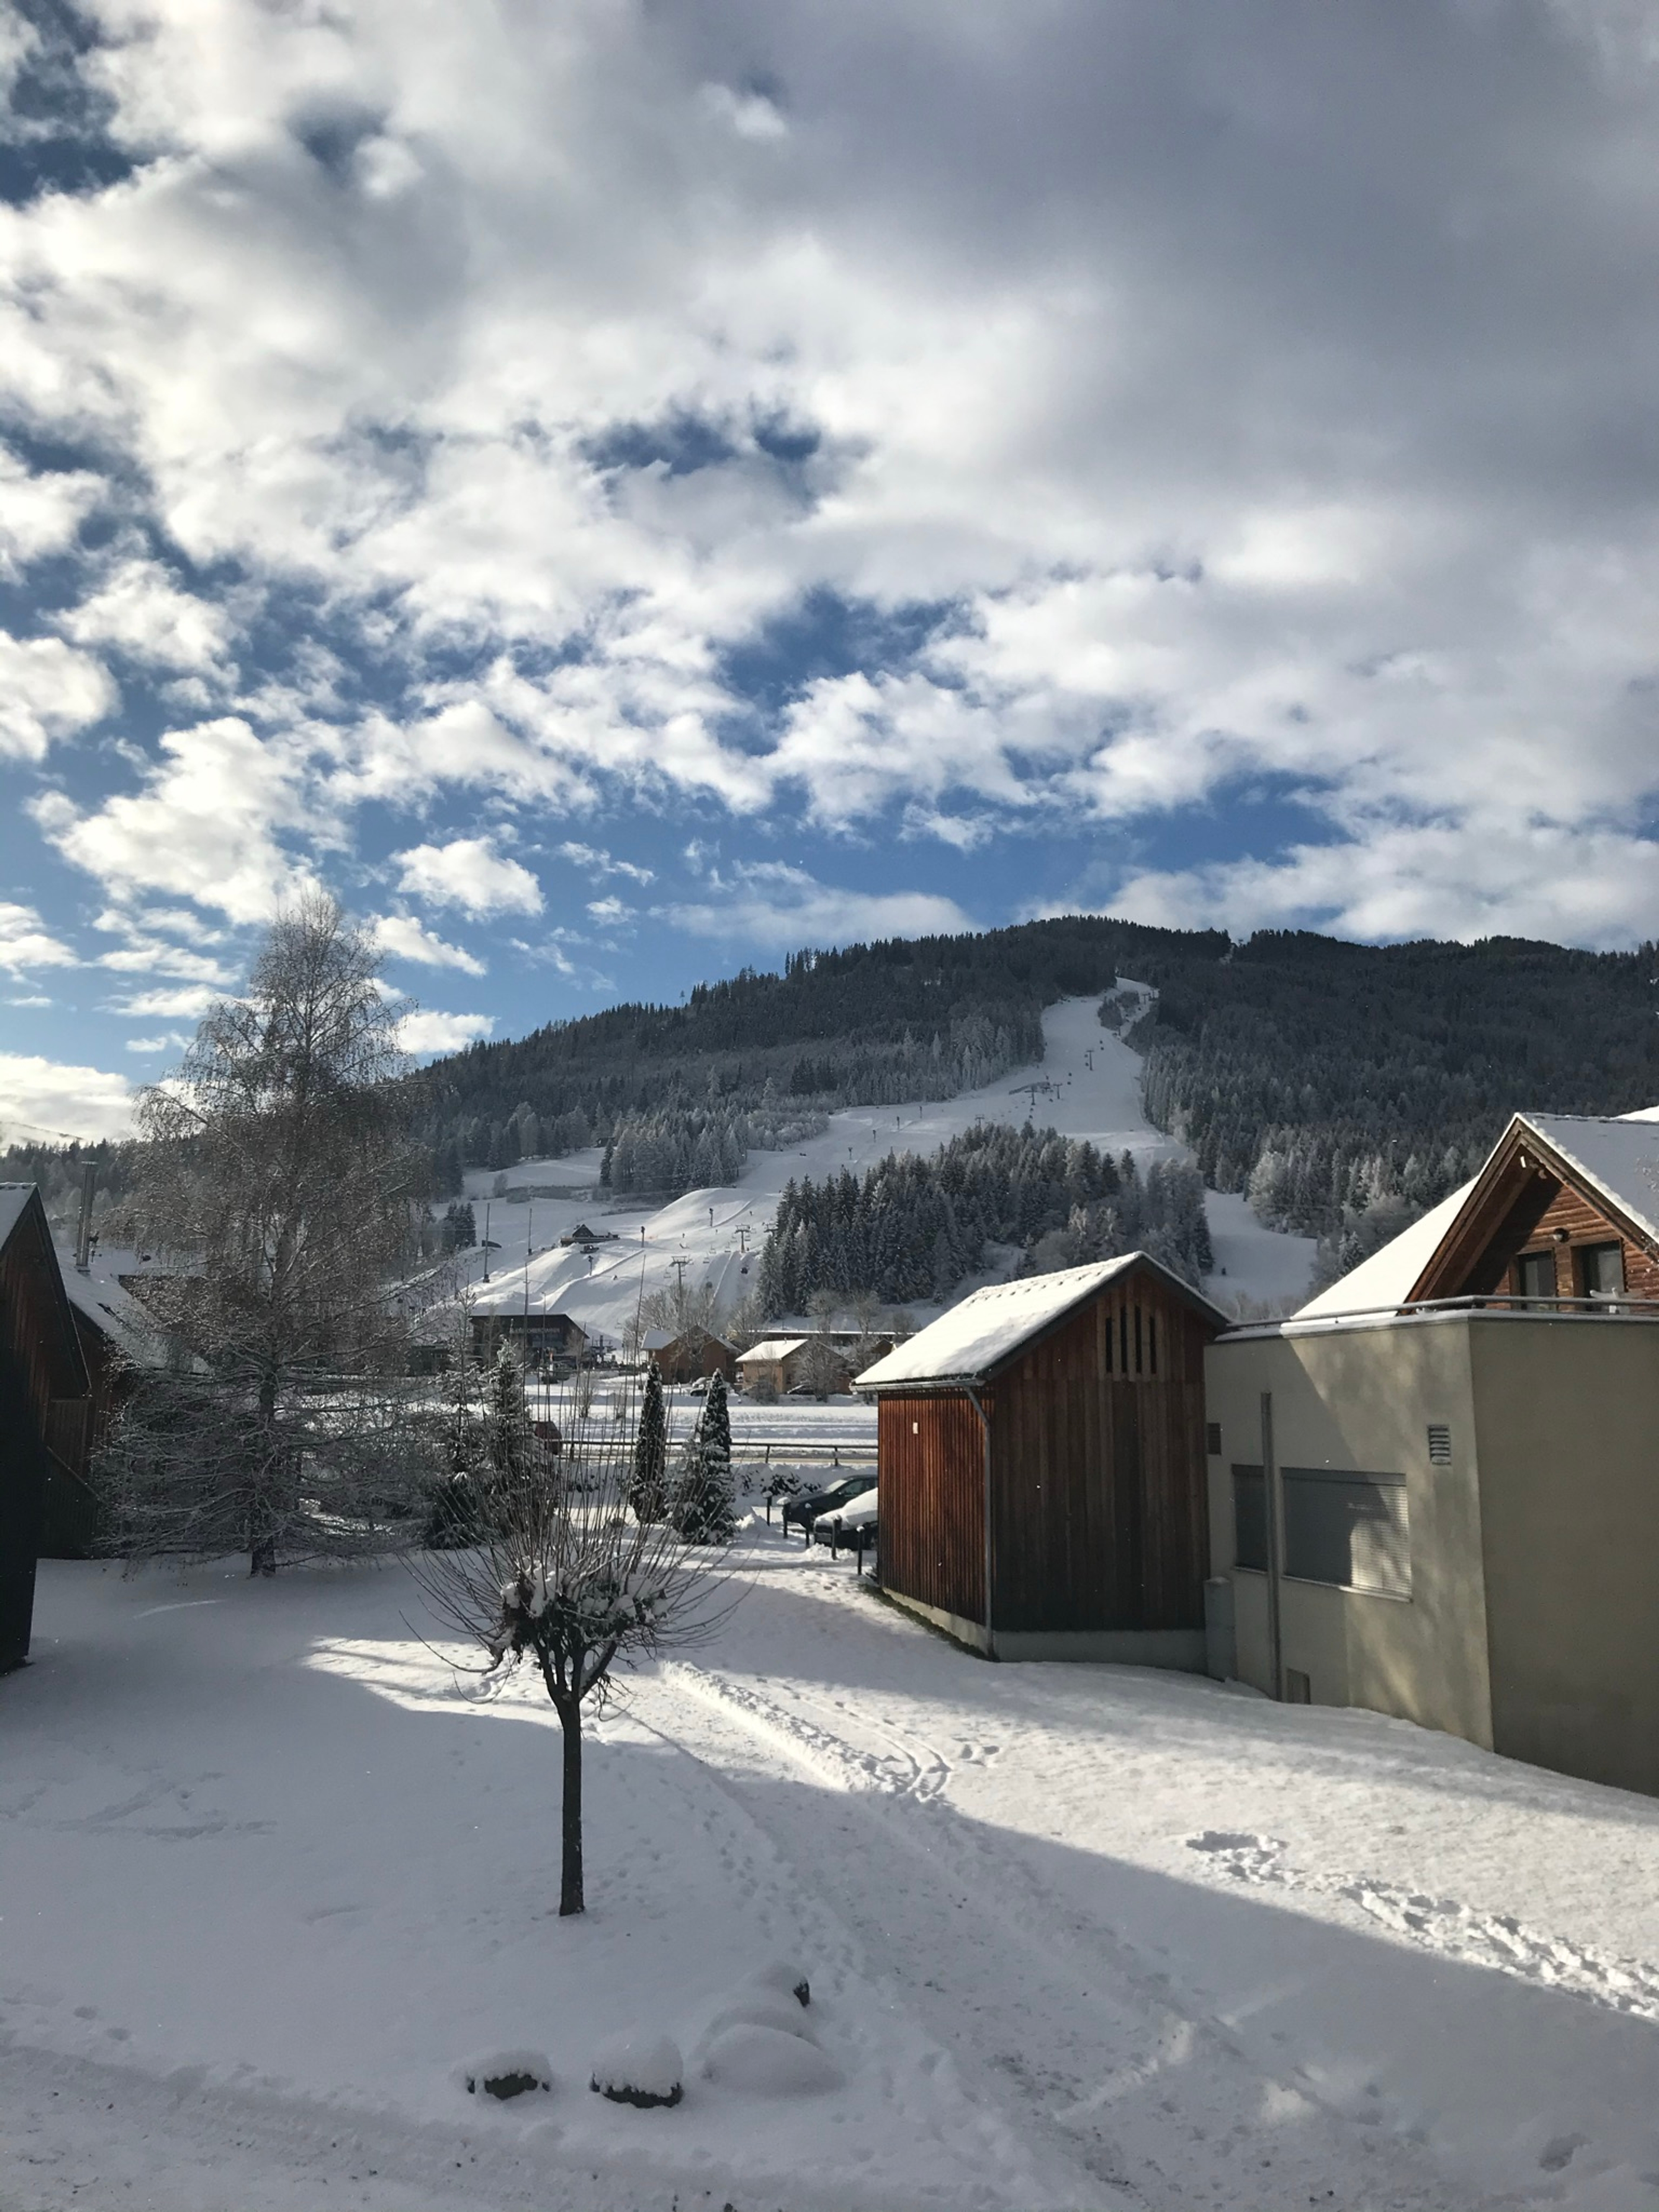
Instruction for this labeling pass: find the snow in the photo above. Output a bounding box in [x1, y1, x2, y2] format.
[814, 1487, 878, 1533]
[734, 1337, 808, 1363]
[857, 1254, 1226, 1388]
[12, 1536, 1659, 2209]
[1295, 1179, 1477, 1319]
[1522, 1112, 1659, 1246]
[454, 996, 1316, 1349]
[0, 1179, 36, 1244]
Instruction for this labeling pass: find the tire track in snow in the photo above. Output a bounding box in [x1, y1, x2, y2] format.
[641, 1663, 1495, 2212]
[660, 1661, 953, 1804]
[1186, 1831, 1659, 2024]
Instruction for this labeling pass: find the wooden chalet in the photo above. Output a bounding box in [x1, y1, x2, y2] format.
[855, 1255, 1229, 1663]
[0, 1186, 93, 1668]
[642, 1326, 738, 1386]
[471, 1309, 589, 1370]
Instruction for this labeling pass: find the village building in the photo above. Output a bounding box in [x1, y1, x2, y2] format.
[641, 1326, 738, 1386]
[1205, 1109, 1659, 1796]
[470, 1309, 590, 1370]
[0, 1186, 93, 1668]
[855, 1255, 1228, 1663]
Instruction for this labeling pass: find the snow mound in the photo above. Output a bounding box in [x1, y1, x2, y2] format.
[702, 2020, 844, 2095]
[457, 2048, 554, 2101]
[686, 1960, 840, 2096]
[590, 2029, 683, 2109]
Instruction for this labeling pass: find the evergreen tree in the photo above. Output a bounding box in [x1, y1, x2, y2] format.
[628, 1363, 668, 1522]
[671, 1373, 736, 1546]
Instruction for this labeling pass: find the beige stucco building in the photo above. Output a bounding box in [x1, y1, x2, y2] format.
[1205, 1109, 1659, 1799]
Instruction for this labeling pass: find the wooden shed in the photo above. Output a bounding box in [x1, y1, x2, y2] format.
[0, 1185, 92, 1669]
[855, 1254, 1228, 1664]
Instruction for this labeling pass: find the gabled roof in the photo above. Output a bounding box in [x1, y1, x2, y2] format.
[60, 1266, 171, 1369]
[0, 1185, 35, 1249]
[855, 1252, 1228, 1391]
[1295, 1105, 1659, 1319]
[736, 1337, 809, 1362]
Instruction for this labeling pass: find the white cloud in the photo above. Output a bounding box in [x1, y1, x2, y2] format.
[585, 895, 633, 923]
[0, 901, 77, 975]
[106, 985, 222, 1019]
[558, 841, 655, 885]
[661, 863, 975, 948]
[0, 1053, 136, 1142]
[59, 559, 235, 674]
[0, 448, 103, 579]
[3, 0, 1659, 947]
[398, 1009, 496, 1055]
[0, 633, 116, 760]
[369, 912, 487, 975]
[124, 1031, 192, 1053]
[394, 837, 543, 918]
[37, 717, 316, 922]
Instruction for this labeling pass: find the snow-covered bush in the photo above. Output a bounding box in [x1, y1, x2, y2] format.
[590, 2030, 683, 2108]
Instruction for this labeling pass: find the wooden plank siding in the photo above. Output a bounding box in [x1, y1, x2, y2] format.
[0, 1191, 90, 1666]
[874, 1263, 1217, 1643]
[877, 1392, 986, 1626]
[989, 1278, 1211, 1634]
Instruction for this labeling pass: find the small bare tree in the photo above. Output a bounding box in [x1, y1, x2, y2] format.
[413, 1365, 732, 1916]
[800, 1287, 849, 1399]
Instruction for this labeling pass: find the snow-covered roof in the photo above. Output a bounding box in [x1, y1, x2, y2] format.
[1295, 1181, 1477, 1319]
[642, 1326, 674, 1351]
[60, 1266, 171, 1368]
[855, 1253, 1227, 1389]
[736, 1337, 809, 1363]
[1522, 1112, 1659, 1246]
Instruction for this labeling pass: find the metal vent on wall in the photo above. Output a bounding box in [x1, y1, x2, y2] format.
[1427, 1423, 1452, 1466]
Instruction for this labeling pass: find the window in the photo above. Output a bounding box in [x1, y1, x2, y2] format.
[1516, 1251, 1555, 1301]
[1232, 1464, 1267, 1571]
[1282, 1467, 1410, 1596]
[1578, 1242, 1625, 1301]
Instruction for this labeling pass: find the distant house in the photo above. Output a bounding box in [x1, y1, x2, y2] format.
[470, 1310, 589, 1369]
[734, 1337, 809, 1395]
[559, 1223, 617, 1249]
[856, 1255, 1228, 1663]
[0, 1186, 92, 1668]
[51, 1269, 166, 1557]
[1205, 1109, 1659, 1796]
[642, 1327, 738, 1386]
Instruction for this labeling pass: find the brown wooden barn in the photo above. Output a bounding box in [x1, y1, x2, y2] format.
[0, 1185, 92, 1669]
[855, 1254, 1228, 1664]
[642, 1325, 739, 1386]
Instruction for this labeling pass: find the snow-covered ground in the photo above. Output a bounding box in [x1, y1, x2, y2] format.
[10, 1536, 1659, 2210]
[453, 995, 1315, 1346]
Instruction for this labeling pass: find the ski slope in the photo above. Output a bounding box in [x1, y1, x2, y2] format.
[454, 994, 1315, 1344]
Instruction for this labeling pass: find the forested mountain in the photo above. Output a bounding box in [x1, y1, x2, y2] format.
[757, 1125, 1214, 1310]
[9, 918, 1656, 1255]
[413, 918, 1659, 1237]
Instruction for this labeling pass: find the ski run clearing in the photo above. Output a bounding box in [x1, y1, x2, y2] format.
[10, 1526, 1659, 2212]
[450, 995, 1317, 1347]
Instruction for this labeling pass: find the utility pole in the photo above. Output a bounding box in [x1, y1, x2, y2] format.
[483, 1201, 491, 1281]
[74, 1160, 96, 1274]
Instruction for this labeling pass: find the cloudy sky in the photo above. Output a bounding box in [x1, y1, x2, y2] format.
[3, 0, 1659, 1137]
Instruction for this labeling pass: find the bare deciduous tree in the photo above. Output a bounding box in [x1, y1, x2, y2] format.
[413, 1365, 732, 1916]
[100, 894, 430, 1572]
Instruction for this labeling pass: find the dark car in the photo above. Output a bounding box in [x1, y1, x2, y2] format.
[781, 1472, 873, 1538]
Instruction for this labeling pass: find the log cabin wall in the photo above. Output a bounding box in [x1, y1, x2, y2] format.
[877, 1391, 986, 1627]
[1462, 1172, 1659, 1302]
[0, 1196, 88, 1665]
[990, 1273, 1213, 1635]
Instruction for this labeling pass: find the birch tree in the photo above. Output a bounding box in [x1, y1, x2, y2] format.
[101, 894, 429, 1572]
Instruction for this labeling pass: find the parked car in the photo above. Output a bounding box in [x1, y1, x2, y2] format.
[781, 1473, 871, 1538]
[811, 1484, 877, 1549]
